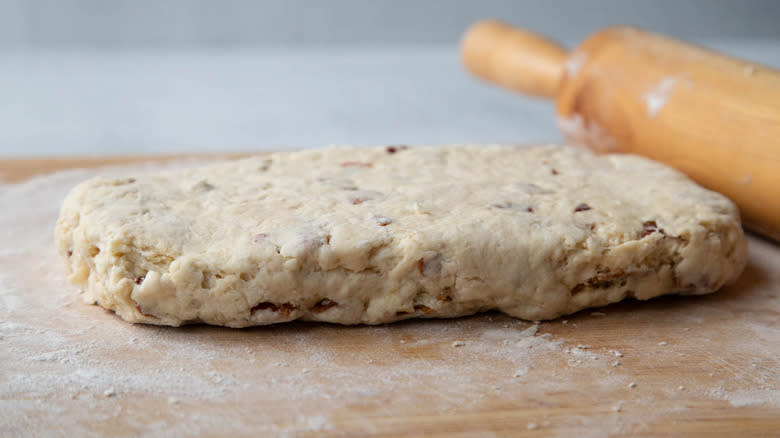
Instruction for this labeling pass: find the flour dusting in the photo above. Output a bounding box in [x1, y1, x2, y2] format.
[564, 51, 588, 77]
[643, 77, 678, 118]
[557, 113, 619, 153]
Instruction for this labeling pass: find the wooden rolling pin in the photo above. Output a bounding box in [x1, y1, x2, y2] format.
[461, 20, 780, 241]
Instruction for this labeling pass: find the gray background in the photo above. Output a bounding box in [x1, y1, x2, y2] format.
[1, 0, 778, 48]
[0, 1, 778, 156]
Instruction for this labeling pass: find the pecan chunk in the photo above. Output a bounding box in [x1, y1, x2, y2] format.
[414, 304, 434, 314]
[312, 298, 339, 313]
[251, 302, 297, 317]
[340, 161, 373, 168]
[640, 220, 666, 238]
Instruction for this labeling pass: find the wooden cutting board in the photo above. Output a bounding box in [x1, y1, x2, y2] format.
[1, 155, 778, 437]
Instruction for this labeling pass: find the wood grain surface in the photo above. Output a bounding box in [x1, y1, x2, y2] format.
[1, 156, 778, 437]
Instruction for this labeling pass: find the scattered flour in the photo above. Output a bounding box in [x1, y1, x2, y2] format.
[642, 77, 678, 118]
[722, 390, 780, 408]
[564, 51, 588, 77]
[297, 415, 332, 432]
[556, 113, 619, 153]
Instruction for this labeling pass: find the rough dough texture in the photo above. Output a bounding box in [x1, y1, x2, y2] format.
[55, 145, 748, 327]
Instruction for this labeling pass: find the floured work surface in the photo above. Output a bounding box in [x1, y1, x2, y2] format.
[1, 157, 778, 437]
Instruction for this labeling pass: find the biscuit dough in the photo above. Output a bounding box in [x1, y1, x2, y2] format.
[55, 145, 747, 327]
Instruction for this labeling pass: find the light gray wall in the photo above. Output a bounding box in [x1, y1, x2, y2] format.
[0, 0, 778, 49]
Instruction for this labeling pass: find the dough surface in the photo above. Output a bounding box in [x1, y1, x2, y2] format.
[55, 145, 747, 327]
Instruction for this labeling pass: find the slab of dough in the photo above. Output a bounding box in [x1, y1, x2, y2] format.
[55, 145, 747, 327]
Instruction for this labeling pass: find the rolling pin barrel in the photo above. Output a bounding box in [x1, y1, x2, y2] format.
[461, 20, 780, 241]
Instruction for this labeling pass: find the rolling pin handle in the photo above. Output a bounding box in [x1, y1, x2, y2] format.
[461, 20, 569, 98]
